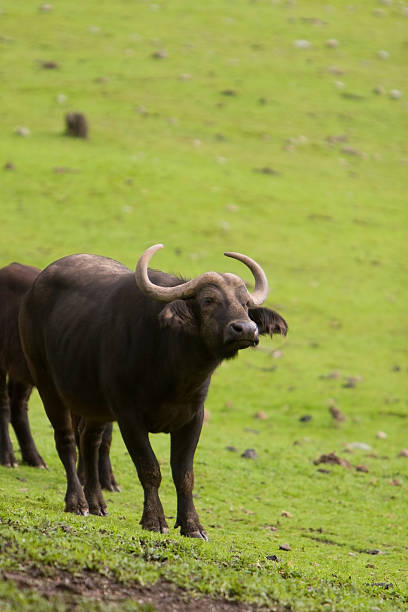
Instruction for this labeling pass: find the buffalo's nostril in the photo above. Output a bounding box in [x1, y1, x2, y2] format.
[231, 322, 244, 334]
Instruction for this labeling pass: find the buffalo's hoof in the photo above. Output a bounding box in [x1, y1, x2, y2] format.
[21, 453, 48, 469]
[183, 529, 208, 541]
[100, 478, 121, 493]
[65, 495, 89, 516]
[0, 449, 18, 468]
[0, 457, 18, 468]
[141, 517, 169, 534]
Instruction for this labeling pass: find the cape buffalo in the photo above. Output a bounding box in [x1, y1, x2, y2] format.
[19, 244, 288, 538]
[0, 263, 118, 490]
[0, 263, 46, 467]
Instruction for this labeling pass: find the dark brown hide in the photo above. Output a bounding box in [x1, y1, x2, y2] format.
[19, 248, 288, 537]
[0, 264, 118, 492]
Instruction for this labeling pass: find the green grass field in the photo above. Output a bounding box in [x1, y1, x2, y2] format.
[1, 0, 407, 610]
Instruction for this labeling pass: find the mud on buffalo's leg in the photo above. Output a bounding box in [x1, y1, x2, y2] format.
[8, 379, 47, 468]
[117, 414, 168, 534]
[0, 370, 17, 467]
[98, 423, 120, 492]
[170, 406, 207, 540]
[80, 420, 108, 516]
[38, 385, 89, 515]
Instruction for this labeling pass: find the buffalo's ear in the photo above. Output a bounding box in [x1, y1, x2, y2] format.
[249, 307, 288, 337]
[158, 300, 197, 333]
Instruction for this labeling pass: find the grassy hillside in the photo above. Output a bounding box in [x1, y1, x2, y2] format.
[0, 1, 407, 610]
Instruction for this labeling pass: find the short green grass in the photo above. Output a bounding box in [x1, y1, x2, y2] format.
[0, 0, 407, 610]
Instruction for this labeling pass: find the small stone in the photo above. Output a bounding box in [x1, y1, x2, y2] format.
[329, 401, 346, 422]
[39, 3, 52, 11]
[389, 89, 402, 99]
[152, 49, 168, 59]
[294, 39, 312, 49]
[179, 73, 192, 81]
[266, 554, 281, 562]
[341, 147, 363, 158]
[366, 549, 383, 555]
[241, 448, 258, 459]
[350, 442, 372, 451]
[4, 162, 15, 170]
[225, 446, 238, 452]
[355, 464, 369, 473]
[15, 126, 30, 137]
[220, 89, 237, 96]
[254, 411, 268, 420]
[279, 543, 291, 551]
[373, 85, 385, 95]
[281, 510, 292, 518]
[313, 452, 352, 469]
[326, 38, 339, 48]
[272, 349, 283, 358]
[377, 50, 390, 60]
[41, 60, 59, 69]
[398, 449, 408, 457]
[376, 431, 387, 439]
[57, 93, 67, 104]
[299, 415, 312, 422]
[389, 478, 402, 486]
[373, 8, 386, 16]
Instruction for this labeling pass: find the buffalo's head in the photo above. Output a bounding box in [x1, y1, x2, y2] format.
[135, 244, 288, 359]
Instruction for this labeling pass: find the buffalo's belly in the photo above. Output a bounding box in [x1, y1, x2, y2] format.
[146, 401, 202, 433]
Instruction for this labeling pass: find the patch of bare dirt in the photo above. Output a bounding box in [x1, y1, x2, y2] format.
[1, 565, 279, 611]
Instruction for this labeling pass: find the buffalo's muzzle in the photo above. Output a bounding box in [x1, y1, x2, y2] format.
[224, 320, 259, 348]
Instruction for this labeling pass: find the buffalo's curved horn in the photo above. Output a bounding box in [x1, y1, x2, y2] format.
[135, 244, 269, 305]
[224, 251, 269, 306]
[135, 244, 224, 302]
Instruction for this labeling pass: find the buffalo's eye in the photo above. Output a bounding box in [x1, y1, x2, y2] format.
[203, 297, 216, 306]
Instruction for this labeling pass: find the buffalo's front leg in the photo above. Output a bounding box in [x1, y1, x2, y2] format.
[0, 370, 17, 467]
[80, 420, 108, 516]
[170, 407, 207, 540]
[8, 380, 47, 468]
[117, 415, 168, 533]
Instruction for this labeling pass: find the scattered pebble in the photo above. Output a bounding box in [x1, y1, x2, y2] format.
[294, 39, 312, 49]
[152, 49, 168, 59]
[365, 549, 384, 555]
[281, 510, 292, 518]
[398, 449, 408, 457]
[350, 442, 372, 451]
[370, 582, 394, 589]
[377, 50, 390, 60]
[329, 400, 346, 423]
[376, 431, 387, 439]
[220, 89, 237, 96]
[373, 85, 385, 95]
[326, 38, 339, 48]
[343, 375, 364, 388]
[57, 93, 67, 104]
[41, 60, 59, 69]
[254, 411, 268, 420]
[266, 555, 281, 562]
[39, 3, 52, 11]
[341, 146, 364, 158]
[333, 80, 345, 89]
[179, 73, 192, 81]
[15, 126, 30, 137]
[299, 415, 312, 422]
[389, 89, 402, 99]
[241, 448, 258, 459]
[389, 478, 402, 486]
[279, 543, 291, 551]
[253, 167, 281, 176]
[314, 452, 352, 469]
[225, 446, 238, 453]
[355, 464, 369, 473]
[4, 162, 15, 170]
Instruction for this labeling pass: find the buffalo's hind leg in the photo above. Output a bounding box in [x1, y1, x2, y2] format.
[98, 423, 120, 492]
[117, 413, 168, 533]
[170, 406, 207, 540]
[8, 379, 47, 468]
[80, 420, 108, 516]
[38, 385, 89, 515]
[0, 369, 17, 467]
